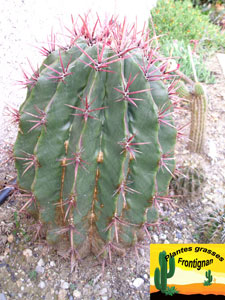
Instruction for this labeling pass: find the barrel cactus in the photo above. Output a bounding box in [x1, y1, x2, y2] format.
[199, 205, 225, 243]
[12, 15, 178, 265]
[170, 164, 205, 201]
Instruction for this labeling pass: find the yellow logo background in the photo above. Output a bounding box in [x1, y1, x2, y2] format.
[150, 244, 225, 295]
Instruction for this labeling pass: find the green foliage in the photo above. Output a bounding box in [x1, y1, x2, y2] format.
[28, 270, 38, 281]
[12, 212, 30, 241]
[150, 0, 225, 51]
[164, 286, 179, 295]
[154, 251, 176, 293]
[161, 40, 215, 83]
[188, 0, 225, 7]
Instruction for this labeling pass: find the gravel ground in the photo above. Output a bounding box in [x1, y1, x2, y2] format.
[0, 1, 225, 300]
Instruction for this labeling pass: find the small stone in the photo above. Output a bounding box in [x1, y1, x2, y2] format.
[7, 234, 14, 243]
[58, 289, 67, 300]
[93, 274, 102, 285]
[160, 234, 167, 240]
[23, 248, 32, 258]
[45, 292, 52, 300]
[35, 265, 44, 274]
[50, 261, 56, 267]
[38, 281, 46, 289]
[133, 278, 144, 288]
[152, 234, 159, 243]
[178, 224, 183, 230]
[139, 248, 145, 257]
[73, 290, 81, 298]
[99, 287, 107, 295]
[176, 232, 182, 239]
[37, 258, 45, 267]
[117, 267, 122, 271]
[16, 280, 22, 288]
[102, 297, 108, 300]
[144, 274, 148, 280]
[61, 281, 69, 289]
[0, 293, 7, 300]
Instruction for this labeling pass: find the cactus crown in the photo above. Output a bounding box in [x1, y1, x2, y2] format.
[13, 14, 178, 266]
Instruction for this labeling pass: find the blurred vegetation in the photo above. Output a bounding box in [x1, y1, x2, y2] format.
[149, 0, 224, 83]
[150, 0, 225, 52]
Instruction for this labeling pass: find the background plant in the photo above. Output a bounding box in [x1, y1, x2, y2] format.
[150, 0, 225, 52]
[185, 0, 225, 8]
[198, 205, 225, 243]
[161, 40, 215, 83]
[170, 164, 205, 200]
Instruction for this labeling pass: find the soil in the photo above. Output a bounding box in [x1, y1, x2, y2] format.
[0, 4, 225, 298]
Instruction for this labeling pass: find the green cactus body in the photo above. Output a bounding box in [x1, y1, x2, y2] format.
[174, 80, 191, 100]
[13, 16, 177, 261]
[154, 250, 175, 293]
[189, 82, 207, 153]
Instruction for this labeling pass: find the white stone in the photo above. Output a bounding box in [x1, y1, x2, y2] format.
[58, 289, 67, 300]
[23, 248, 32, 258]
[0, 293, 7, 300]
[139, 248, 145, 257]
[160, 233, 167, 240]
[7, 234, 14, 243]
[50, 261, 56, 267]
[38, 281, 46, 289]
[73, 290, 81, 298]
[37, 258, 45, 267]
[99, 288, 107, 295]
[61, 281, 70, 290]
[35, 265, 45, 274]
[133, 278, 144, 289]
[152, 234, 159, 243]
[93, 274, 102, 285]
